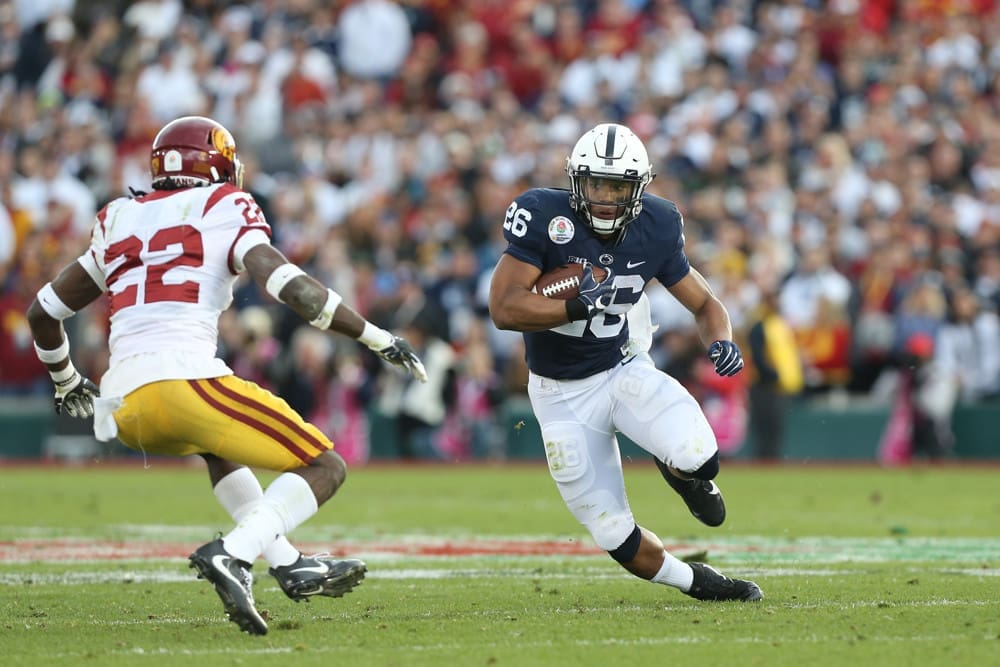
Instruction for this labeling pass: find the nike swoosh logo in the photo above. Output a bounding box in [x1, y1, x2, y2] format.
[289, 564, 331, 575]
[706, 482, 721, 495]
[626, 260, 646, 268]
[212, 554, 245, 587]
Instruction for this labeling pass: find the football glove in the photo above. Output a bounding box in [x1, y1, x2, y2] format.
[708, 340, 744, 377]
[571, 265, 617, 320]
[372, 336, 429, 383]
[53, 371, 99, 418]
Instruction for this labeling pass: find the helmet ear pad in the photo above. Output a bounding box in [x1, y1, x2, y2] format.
[566, 123, 654, 235]
[150, 116, 242, 189]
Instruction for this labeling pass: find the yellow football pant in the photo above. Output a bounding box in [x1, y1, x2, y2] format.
[113, 376, 333, 471]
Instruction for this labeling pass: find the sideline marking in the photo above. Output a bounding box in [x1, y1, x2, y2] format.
[1, 535, 998, 564]
[1, 566, 997, 587]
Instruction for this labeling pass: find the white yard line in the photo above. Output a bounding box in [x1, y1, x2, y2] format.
[28, 630, 997, 660]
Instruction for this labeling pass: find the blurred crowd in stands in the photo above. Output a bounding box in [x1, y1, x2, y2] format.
[1, 0, 998, 462]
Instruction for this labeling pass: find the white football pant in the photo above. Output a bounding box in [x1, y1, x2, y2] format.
[528, 353, 718, 551]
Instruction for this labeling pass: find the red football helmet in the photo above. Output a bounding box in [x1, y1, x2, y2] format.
[150, 116, 244, 189]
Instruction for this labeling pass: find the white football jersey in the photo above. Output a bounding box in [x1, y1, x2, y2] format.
[78, 183, 271, 398]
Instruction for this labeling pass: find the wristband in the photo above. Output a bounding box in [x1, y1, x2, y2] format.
[566, 298, 589, 322]
[50, 362, 78, 385]
[358, 321, 394, 350]
[34, 338, 71, 364]
[265, 263, 307, 301]
[308, 288, 343, 330]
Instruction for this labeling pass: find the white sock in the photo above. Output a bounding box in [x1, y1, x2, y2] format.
[213, 468, 301, 567]
[221, 473, 319, 565]
[651, 552, 695, 591]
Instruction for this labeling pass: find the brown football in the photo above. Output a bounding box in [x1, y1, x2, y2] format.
[533, 263, 609, 300]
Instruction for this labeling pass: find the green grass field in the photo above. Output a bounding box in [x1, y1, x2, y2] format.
[0, 462, 997, 666]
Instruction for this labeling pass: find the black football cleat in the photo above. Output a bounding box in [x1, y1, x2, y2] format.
[656, 458, 727, 527]
[189, 538, 268, 635]
[684, 563, 763, 602]
[269, 555, 367, 602]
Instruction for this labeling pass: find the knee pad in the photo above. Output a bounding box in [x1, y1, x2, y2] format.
[607, 525, 641, 564]
[689, 451, 719, 480]
[542, 423, 590, 484]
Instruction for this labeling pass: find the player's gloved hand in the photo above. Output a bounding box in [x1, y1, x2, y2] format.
[53, 372, 100, 418]
[569, 265, 617, 321]
[371, 336, 429, 383]
[708, 340, 744, 377]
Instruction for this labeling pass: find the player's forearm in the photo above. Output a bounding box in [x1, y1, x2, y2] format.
[693, 297, 734, 348]
[281, 276, 380, 341]
[26, 304, 70, 367]
[280, 274, 339, 322]
[25, 261, 102, 354]
[326, 301, 367, 339]
[248, 246, 394, 348]
[490, 291, 573, 332]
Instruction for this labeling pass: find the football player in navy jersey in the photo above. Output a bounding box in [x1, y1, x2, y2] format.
[489, 123, 762, 601]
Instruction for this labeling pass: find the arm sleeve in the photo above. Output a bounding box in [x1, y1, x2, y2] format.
[76, 250, 107, 291]
[501, 190, 548, 270]
[77, 204, 111, 290]
[212, 188, 272, 273]
[655, 208, 691, 288]
[230, 229, 272, 273]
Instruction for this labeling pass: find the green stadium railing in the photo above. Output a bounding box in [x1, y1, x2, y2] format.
[0, 396, 996, 462]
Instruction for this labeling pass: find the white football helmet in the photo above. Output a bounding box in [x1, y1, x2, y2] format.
[566, 123, 654, 236]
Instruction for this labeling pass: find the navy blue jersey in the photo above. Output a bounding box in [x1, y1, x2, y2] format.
[502, 187, 690, 379]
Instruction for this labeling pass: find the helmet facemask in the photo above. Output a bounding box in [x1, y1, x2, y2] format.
[567, 123, 654, 236]
[231, 157, 245, 190]
[573, 172, 644, 235]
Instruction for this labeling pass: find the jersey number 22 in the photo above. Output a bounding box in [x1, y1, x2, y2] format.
[104, 225, 204, 313]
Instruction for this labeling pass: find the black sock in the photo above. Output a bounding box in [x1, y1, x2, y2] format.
[654, 457, 690, 484]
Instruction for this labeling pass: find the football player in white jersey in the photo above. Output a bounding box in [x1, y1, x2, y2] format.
[490, 123, 762, 602]
[26, 116, 429, 635]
